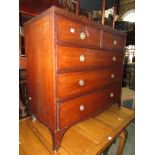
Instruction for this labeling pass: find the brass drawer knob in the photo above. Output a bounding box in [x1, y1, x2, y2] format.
[80, 104, 85, 111]
[79, 79, 84, 86]
[110, 93, 114, 98]
[80, 55, 85, 62]
[28, 97, 32, 100]
[80, 32, 86, 40]
[112, 56, 116, 61]
[114, 40, 117, 45]
[111, 74, 115, 79]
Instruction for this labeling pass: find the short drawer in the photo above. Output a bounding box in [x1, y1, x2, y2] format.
[59, 84, 121, 129]
[102, 31, 126, 51]
[57, 68, 123, 99]
[56, 16, 101, 48]
[57, 45, 124, 71]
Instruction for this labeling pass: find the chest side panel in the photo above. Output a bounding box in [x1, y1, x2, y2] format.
[24, 13, 57, 131]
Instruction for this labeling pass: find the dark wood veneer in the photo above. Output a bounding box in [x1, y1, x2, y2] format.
[101, 31, 126, 50]
[24, 6, 126, 151]
[57, 45, 124, 71]
[24, 14, 57, 131]
[57, 68, 122, 99]
[59, 83, 121, 129]
[57, 16, 101, 48]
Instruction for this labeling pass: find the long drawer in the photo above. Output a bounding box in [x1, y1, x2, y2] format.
[57, 45, 124, 71]
[59, 84, 121, 129]
[56, 16, 101, 48]
[57, 67, 123, 99]
[102, 31, 126, 51]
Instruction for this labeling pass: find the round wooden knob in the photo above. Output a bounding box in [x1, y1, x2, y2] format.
[112, 56, 116, 61]
[110, 93, 114, 98]
[111, 74, 115, 79]
[80, 55, 85, 62]
[80, 32, 86, 40]
[80, 105, 85, 111]
[79, 79, 84, 86]
[114, 40, 117, 45]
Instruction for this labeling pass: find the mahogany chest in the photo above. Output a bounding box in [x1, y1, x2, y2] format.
[24, 6, 126, 151]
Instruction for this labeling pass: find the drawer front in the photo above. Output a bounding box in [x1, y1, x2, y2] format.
[59, 84, 121, 129]
[57, 68, 123, 99]
[57, 45, 124, 71]
[56, 17, 101, 47]
[102, 31, 126, 51]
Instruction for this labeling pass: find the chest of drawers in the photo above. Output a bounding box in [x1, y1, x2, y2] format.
[24, 6, 126, 151]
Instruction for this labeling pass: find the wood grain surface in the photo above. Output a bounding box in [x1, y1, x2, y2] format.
[24, 14, 57, 131]
[56, 16, 101, 48]
[57, 45, 124, 72]
[59, 84, 121, 129]
[24, 5, 126, 151]
[57, 69, 122, 99]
